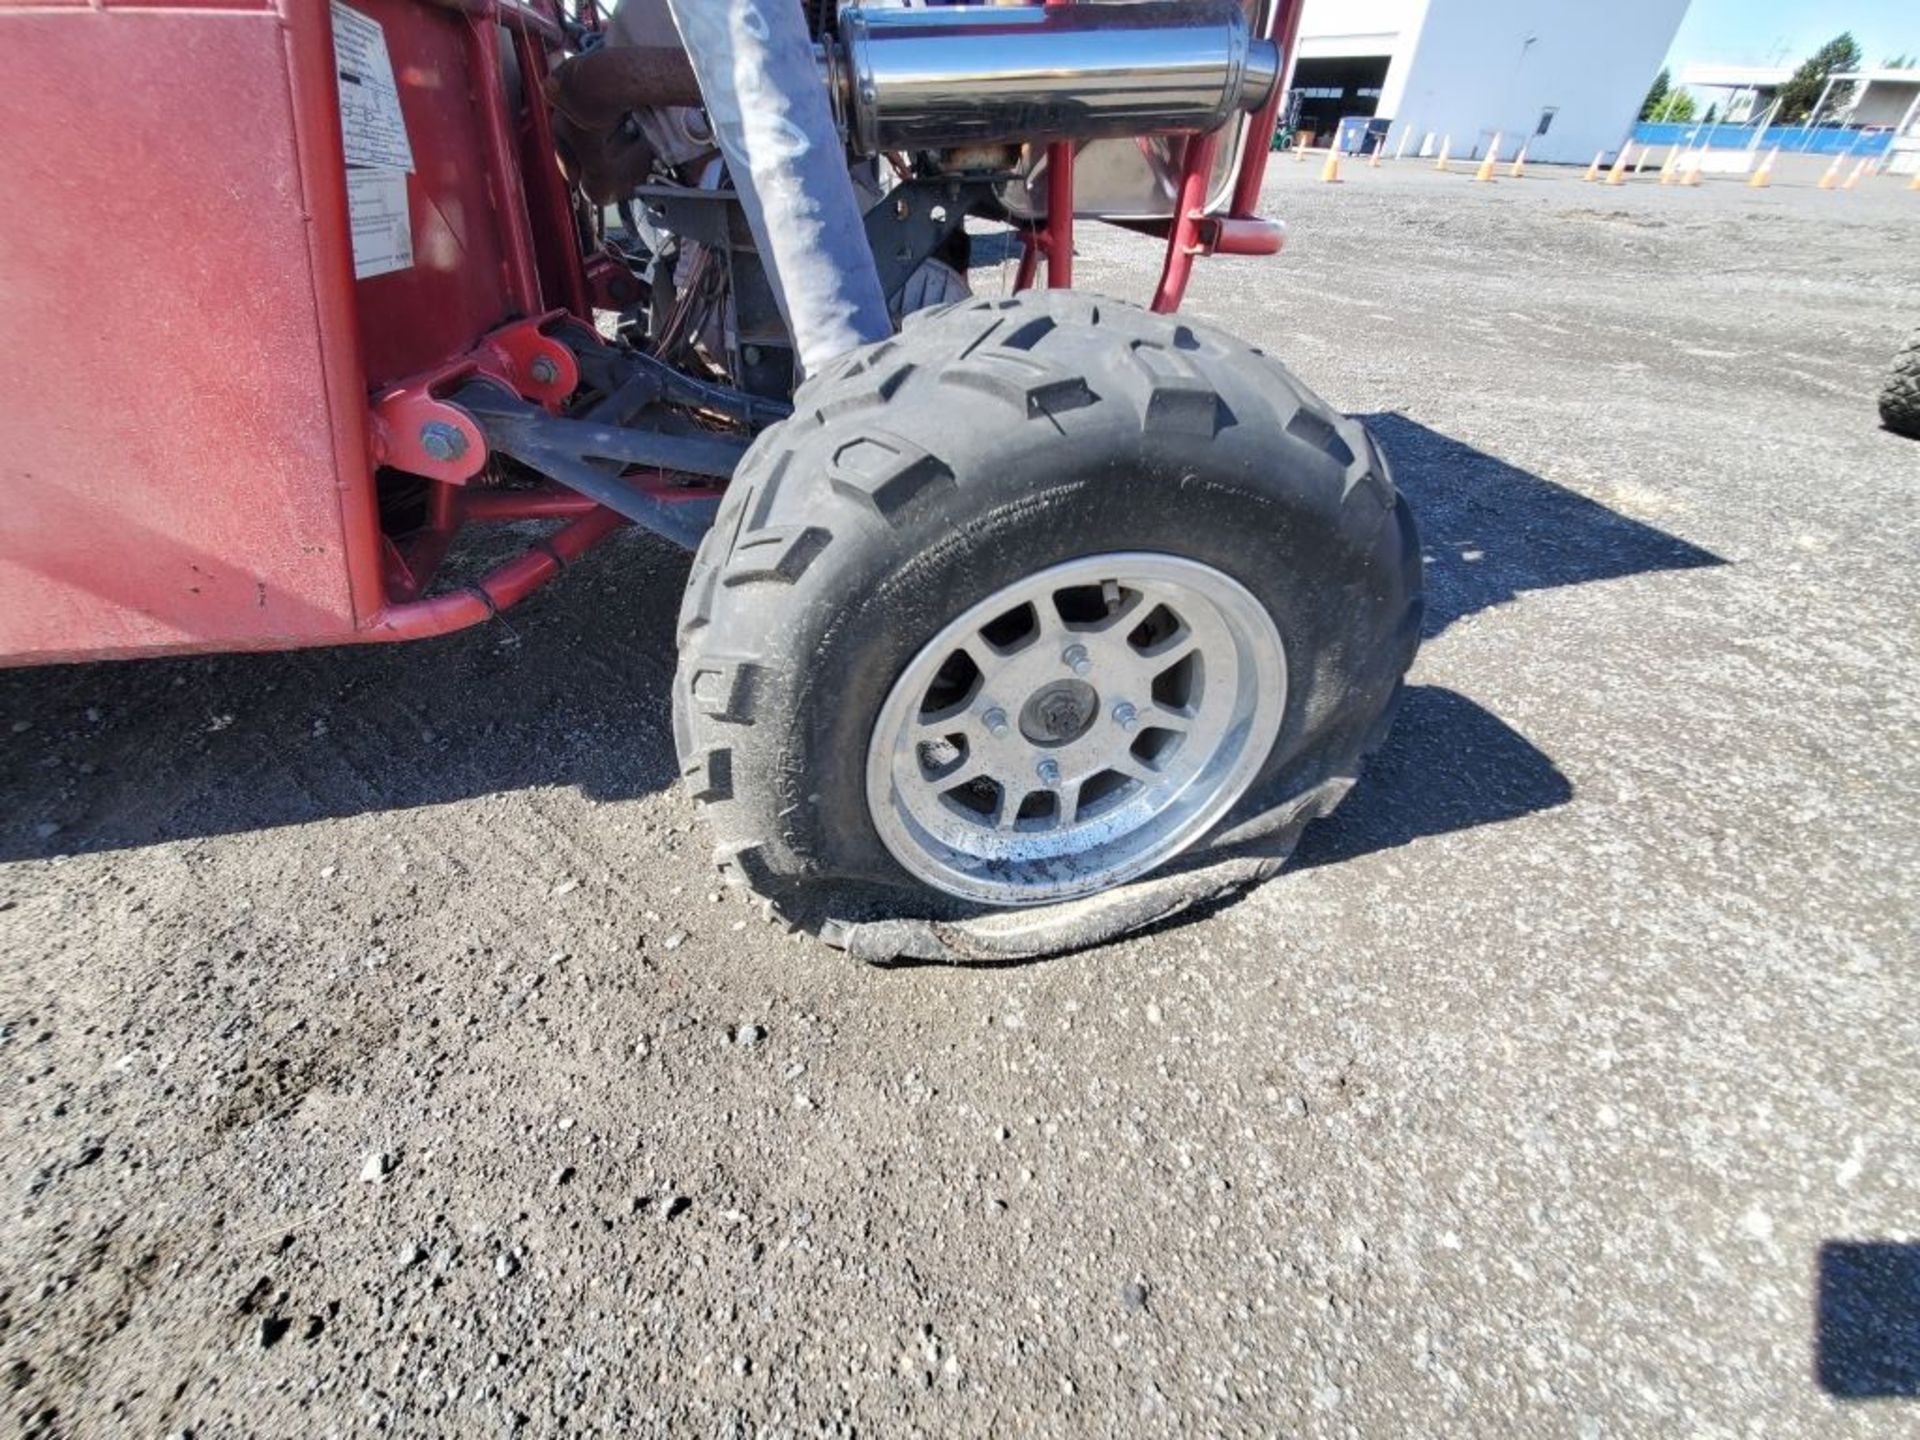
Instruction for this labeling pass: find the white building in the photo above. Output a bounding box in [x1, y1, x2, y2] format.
[1294, 0, 1693, 165]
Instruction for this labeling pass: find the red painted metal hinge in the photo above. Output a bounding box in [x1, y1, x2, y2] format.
[367, 312, 586, 483]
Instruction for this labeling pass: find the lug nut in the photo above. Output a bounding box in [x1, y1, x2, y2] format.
[1035, 758, 1061, 787]
[1111, 701, 1138, 732]
[419, 421, 468, 462]
[1062, 644, 1092, 676]
[529, 356, 560, 385]
[982, 707, 1009, 737]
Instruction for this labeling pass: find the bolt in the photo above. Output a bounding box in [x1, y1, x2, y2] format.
[419, 421, 468, 463]
[982, 707, 1009, 737]
[529, 356, 559, 386]
[1062, 644, 1092, 676]
[1036, 758, 1062, 787]
[1111, 701, 1139, 732]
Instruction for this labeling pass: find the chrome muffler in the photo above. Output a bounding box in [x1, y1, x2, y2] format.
[826, 1, 1280, 156]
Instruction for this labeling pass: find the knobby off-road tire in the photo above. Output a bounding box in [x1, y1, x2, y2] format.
[1882, 331, 1920, 440]
[671, 291, 1423, 917]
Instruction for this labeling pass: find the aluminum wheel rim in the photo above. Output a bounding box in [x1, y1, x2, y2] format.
[865, 552, 1287, 906]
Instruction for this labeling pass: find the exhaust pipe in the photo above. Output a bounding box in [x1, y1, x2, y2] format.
[827, 1, 1281, 156]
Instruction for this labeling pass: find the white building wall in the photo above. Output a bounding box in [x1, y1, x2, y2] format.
[1298, 0, 1430, 119]
[1297, 0, 1425, 60]
[1300, 0, 1692, 166]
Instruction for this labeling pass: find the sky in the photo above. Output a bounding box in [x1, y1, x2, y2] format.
[1662, 0, 1918, 72]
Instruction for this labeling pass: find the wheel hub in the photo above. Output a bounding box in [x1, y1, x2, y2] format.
[865, 552, 1287, 907]
[1019, 678, 1099, 746]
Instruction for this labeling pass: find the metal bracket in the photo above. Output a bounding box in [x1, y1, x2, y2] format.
[632, 184, 752, 249]
[479, 318, 580, 409]
[863, 176, 1004, 311]
[369, 311, 599, 482]
[368, 387, 488, 485]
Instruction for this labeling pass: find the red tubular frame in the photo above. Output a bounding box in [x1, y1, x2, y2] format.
[513, 25, 595, 320]
[366, 506, 627, 643]
[1017, 0, 1302, 310]
[461, 489, 602, 522]
[1148, 0, 1303, 310]
[1026, 0, 1077, 289]
[1149, 131, 1220, 314]
[1044, 142, 1076, 288]
[470, 18, 545, 317]
[420, 0, 565, 44]
[1231, 0, 1306, 219]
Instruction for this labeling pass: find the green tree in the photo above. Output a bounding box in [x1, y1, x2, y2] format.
[1664, 89, 1698, 123]
[1777, 33, 1863, 123]
[1640, 67, 1672, 120]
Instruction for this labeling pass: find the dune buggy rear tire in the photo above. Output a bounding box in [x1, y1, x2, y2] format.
[672, 291, 1423, 914]
[1882, 332, 1920, 440]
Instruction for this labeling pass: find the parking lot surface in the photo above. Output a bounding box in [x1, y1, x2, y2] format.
[3, 156, 1917, 1435]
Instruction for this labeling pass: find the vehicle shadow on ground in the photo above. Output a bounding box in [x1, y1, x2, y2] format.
[1279, 415, 1725, 870]
[1288, 683, 1570, 871]
[0, 421, 1719, 866]
[1362, 412, 1725, 641]
[0, 534, 695, 863]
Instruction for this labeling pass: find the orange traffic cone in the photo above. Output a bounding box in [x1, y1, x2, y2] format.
[1509, 145, 1528, 180]
[1660, 149, 1680, 186]
[1749, 147, 1778, 188]
[1369, 141, 1383, 169]
[1435, 136, 1452, 172]
[1583, 151, 1603, 182]
[1682, 159, 1703, 187]
[1321, 136, 1344, 184]
[1818, 155, 1844, 190]
[1605, 147, 1630, 186]
[1910, 170, 1920, 191]
[1843, 158, 1869, 190]
[1634, 145, 1650, 175]
[1475, 134, 1502, 183]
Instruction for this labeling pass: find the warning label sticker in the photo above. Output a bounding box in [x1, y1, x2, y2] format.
[331, 2, 415, 174]
[346, 168, 414, 280]
[333, 2, 414, 278]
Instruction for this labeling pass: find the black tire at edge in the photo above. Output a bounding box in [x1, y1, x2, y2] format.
[1881, 331, 1920, 440]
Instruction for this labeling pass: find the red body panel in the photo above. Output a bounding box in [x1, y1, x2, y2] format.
[0, 0, 583, 667]
[0, 2, 365, 663]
